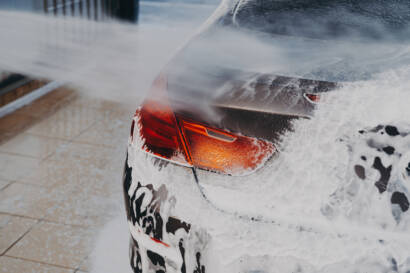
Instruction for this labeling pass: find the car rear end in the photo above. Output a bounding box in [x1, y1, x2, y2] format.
[123, 0, 410, 272]
[123, 58, 339, 271]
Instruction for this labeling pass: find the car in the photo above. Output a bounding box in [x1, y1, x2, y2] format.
[123, 0, 410, 272]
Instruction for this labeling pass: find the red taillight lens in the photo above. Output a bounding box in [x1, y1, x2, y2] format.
[135, 74, 275, 175]
[138, 74, 191, 166]
[304, 93, 320, 103]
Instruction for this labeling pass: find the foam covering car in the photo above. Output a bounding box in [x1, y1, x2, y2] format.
[123, 0, 410, 272]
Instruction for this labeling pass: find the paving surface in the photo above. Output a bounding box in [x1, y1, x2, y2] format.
[0, 88, 134, 272]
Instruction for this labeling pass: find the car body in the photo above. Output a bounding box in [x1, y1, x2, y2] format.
[123, 0, 410, 272]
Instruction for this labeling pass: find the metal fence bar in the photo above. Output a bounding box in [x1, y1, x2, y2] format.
[108, 0, 112, 17]
[78, 0, 83, 16]
[62, 0, 66, 15]
[101, 0, 105, 20]
[43, 0, 48, 13]
[42, 0, 138, 22]
[86, 0, 91, 19]
[71, 0, 75, 15]
[53, 0, 57, 15]
[94, 0, 98, 20]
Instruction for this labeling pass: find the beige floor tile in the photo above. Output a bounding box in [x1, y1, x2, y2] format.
[0, 255, 74, 273]
[0, 183, 59, 219]
[0, 134, 70, 159]
[70, 94, 123, 112]
[0, 179, 11, 190]
[74, 119, 129, 148]
[19, 159, 76, 188]
[103, 105, 135, 123]
[19, 154, 121, 189]
[0, 153, 41, 181]
[20, 151, 124, 194]
[77, 256, 92, 272]
[44, 187, 122, 227]
[26, 104, 102, 141]
[6, 221, 96, 269]
[44, 201, 116, 228]
[48, 142, 117, 170]
[0, 214, 38, 255]
[17, 158, 122, 227]
[0, 92, 135, 270]
[59, 163, 123, 197]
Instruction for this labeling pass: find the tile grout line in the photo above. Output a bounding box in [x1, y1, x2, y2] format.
[0, 102, 106, 184]
[0, 94, 129, 272]
[38, 105, 123, 162]
[0, 151, 40, 159]
[39, 115, 102, 162]
[24, 132, 79, 142]
[3, 120, 102, 181]
[74, 254, 90, 273]
[64, 107, 132, 150]
[0, 132, 77, 160]
[0, 211, 42, 221]
[0, 211, 96, 229]
[1, 215, 94, 270]
[0, 150, 42, 159]
[3, 254, 78, 271]
[0, 100, 127, 272]
[8, 98, 116, 159]
[0, 218, 42, 256]
[0, 180, 15, 191]
[0, 106, 128, 163]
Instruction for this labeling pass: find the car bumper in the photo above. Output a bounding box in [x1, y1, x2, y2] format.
[123, 123, 410, 273]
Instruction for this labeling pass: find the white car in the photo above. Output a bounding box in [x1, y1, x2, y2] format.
[122, 0, 410, 272]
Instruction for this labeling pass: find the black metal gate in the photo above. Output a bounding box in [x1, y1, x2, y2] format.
[42, 0, 138, 22]
[0, 0, 138, 108]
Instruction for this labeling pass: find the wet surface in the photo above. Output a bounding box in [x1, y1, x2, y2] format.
[0, 1, 217, 271]
[0, 87, 134, 272]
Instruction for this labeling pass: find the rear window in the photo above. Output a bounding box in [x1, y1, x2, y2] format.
[225, 0, 410, 40]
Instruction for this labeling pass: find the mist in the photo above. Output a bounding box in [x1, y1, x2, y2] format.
[2, 0, 410, 109]
[0, 7, 212, 105]
[1, 0, 410, 272]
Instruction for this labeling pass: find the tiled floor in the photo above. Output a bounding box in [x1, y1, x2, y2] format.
[0, 87, 134, 272]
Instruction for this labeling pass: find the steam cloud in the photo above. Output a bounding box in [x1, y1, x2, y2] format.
[1, 1, 410, 272]
[0, 9, 208, 105]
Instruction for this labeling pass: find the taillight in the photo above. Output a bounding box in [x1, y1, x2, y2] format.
[135, 74, 275, 176]
[180, 119, 274, 175]
[304, 93, 320, 103]
[138, 74, 191, 166]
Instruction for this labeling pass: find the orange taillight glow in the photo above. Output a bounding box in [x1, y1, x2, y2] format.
[136, 74, 275, 176]
[304, 93, 320, 103]
[180, 120, 274, 175]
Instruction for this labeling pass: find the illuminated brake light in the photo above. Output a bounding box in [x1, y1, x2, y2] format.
[304, 93, 320, 103]
[182, 120, 236, 142]
[135, 74, 275, 176]
[138, 74, 192, 166]
[180, 119, 274, 175]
